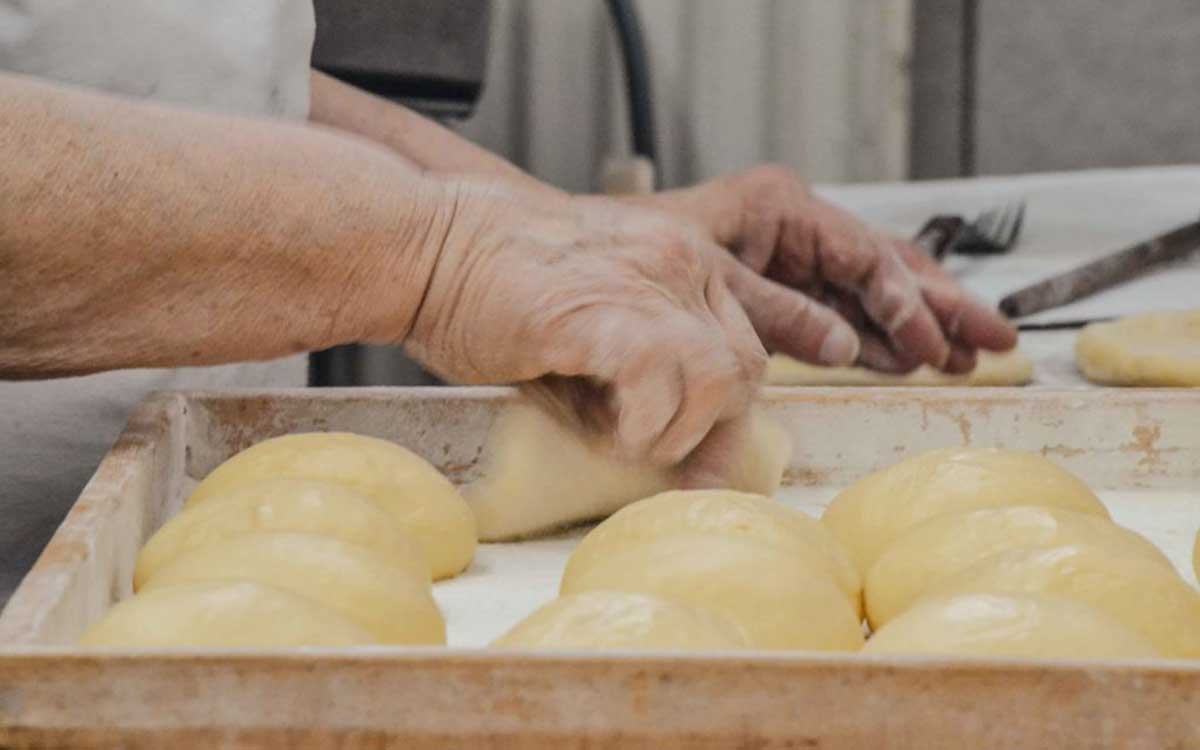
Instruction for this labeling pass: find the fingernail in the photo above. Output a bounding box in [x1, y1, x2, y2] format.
[818, 326, 860, 366]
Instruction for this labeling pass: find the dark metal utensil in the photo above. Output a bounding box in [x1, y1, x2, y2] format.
[998, 218, 1200, 319]
[1015, 317, 1115, 332]
[915, 200, 1026, 260]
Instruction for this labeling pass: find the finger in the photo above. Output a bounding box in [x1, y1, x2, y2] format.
[944, 345, 977, 375]
[677, 415, 747, 490]
[706, 272, 769, 386]
[612, 345, 686, 461]
[857, 236, 950, 368]
[724, 258, 860, 366]
[857, 330, 923, 374]
[919, 272, 1019, 352]
[649, 331, 745, 466]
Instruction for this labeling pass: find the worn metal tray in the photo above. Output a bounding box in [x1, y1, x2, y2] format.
[1, 387, 1198, 748]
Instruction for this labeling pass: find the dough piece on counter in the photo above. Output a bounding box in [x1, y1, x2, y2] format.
[187, 433, 476, 580]
[767, 348, 1033, 387]
[821, 448, 1108, 575]
[493, 591, 749, 652]
[561, 533, 864, 651]
[1076, 311, 1200, 386]
[865, 506, 1172, 628]
[862, 592, 1158, 659]
[465, 403, 791, 541]
[79, 580, 375, 648]
[135, 479, 429, 590]
[927, 544, 1200, 658]
[564, 489, 862, 616]
[141, 531, 445, 645]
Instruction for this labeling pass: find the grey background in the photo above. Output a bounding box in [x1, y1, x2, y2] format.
[912, 0, 1200, 178]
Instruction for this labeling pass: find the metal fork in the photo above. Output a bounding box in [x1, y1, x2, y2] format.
[915, 200, 1026, 261]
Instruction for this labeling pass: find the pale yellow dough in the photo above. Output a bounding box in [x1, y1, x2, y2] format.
[767, 348, 1033, 387]
[79, 581, 375, 648]
[561, 532, 863, 651]
[141, 531, 446, 645]
[465, 402, 791, 541]
[564, 490, 862, 616]
[135, 479, 429, 590]
[862, 592, 1158, 659]
[927, 544, 1200, 658]
[865, 506, 1172, 628]
[187, 432, 476, 580]
[821, 448, 1108, 575]
[1076, 310, 1200, 386]
[493, 591, 749, 651]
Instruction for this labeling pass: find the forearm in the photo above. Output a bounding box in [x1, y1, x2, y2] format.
[0, 71, 453, 379]
[308, 70, 563, 199]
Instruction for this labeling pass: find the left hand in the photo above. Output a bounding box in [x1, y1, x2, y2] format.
[628, 165, 1018, 373]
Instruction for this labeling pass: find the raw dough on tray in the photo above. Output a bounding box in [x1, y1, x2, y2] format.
[187, 432, 476, 580]
[466, 403, 791, 541]
[862, 592, 1158, 659]
[1076, 311, 1200, 386]
[767, 348, 1033, 387]
[493, 591, 748, 652]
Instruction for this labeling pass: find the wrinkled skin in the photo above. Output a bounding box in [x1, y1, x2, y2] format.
[631, 165, 1018, 374]
[396, 171, 1017, 484]
[398, 180, 767, 484]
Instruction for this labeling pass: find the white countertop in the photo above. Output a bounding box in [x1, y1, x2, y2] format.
[818, 165, 1200, 386]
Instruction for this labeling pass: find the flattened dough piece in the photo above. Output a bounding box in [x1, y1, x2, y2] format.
[466, 403, 791, 541]
[136, 478, 430, 590]
[927, 544, 1200, 658]
[187, 433, 476, 580]
[863, 592, 1158, 659]
[561, 533, 864, 651]
[822, 448, 1108, 575]
[866, 506, 1172, 628]
[564, 490, 862, 616]
[80, 581, 375, 648]
[1077, 310, 1200, 386]
[493, 591, 749, 651]
[142, 531, 446, 645]
[768, 348, 1033, 387]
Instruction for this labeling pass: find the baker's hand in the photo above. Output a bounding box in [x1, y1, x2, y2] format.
[391, 179, 767, 483]
[631, 165, 1018, 373]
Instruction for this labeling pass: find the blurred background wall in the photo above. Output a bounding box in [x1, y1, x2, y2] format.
[456, 0, 914, 190]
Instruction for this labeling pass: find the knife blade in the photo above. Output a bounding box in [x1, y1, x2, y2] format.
[998, 218, 1200, 319]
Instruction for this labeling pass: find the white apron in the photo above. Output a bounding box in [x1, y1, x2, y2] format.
[0, 0, 316, 601]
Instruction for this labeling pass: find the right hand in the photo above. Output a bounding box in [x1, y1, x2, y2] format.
[390, 179, 768, 484]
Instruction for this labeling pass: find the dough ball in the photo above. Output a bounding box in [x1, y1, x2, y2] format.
[561, 533, 864, 651]
[135, 478, 429, 591]
[187, 432, 476, 580]
[822, 448, 1108, 574]
[862, 592, 1158, 659]
[768, 348, 1033, 387]
[866, 506, 1171, 628]
[79, 581, 374, 648]
[493, 591, 749, 652]
[564, 489, 861, 615]
[141, 531, 445, 645]
[927, 544, 1200, 658]
[466, 402, 791, 541]
[1076, 311, 1200, 386]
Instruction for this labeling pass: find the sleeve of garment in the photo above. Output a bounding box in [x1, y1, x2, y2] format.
[0, 0, 315, 119]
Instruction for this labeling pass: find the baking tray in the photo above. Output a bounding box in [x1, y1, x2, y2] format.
[1, 386, 1199, 748]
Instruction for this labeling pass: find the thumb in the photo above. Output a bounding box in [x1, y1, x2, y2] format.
[722, 258, 860, 366]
